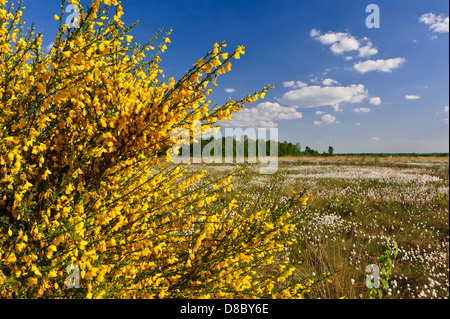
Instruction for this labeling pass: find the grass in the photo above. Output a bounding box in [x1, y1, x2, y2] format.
[183, 156, 449, 299]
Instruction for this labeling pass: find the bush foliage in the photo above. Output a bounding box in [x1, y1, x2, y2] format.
[0, 0, 325, 298]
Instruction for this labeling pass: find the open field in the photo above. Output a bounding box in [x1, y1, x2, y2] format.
[183, 156, 449, 299]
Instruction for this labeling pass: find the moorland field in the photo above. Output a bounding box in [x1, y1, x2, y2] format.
[182, 155, 449, 299]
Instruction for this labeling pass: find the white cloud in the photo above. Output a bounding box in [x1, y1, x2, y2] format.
[331, 104, 342, 112]
[358, 42, 378, 58]
[330, 37, 360, 55]
[282, 81, 295, 88]
[310, 29, 378, 58]
[315, 110, 325, 115]
[295, 81, 309, 88]
[279, 84, 368, 110]
[224, 88, 236, 93]
[370, 137, 381, 143]
[309, 28, 321, 37]
[353, 107, 371, 113]
[353, 57, 406, 73]
[419, 13, 449, 33]
[322, 114, 336, 124]
[405, 95, 421, 100]
[322, 78, 340, 86]
[369, 97, 382, 105]
[283, 81, 308, 89]
[314, 114, 337, 125]
[222, 102, 303, 128]
[354, 122, 361, 126]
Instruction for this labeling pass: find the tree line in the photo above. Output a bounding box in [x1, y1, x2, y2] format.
[182, 136, 334, 157]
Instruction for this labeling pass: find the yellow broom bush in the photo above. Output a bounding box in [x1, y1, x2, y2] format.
[0, 0, 327, 298]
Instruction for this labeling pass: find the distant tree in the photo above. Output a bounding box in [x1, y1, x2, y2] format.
[286, 142, 295, 156]
[328, 146, 334, 156]
[304, 146, 319, 156]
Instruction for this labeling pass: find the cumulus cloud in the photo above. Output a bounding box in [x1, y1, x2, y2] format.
[369, 97, 382, 105]
[322, 78, 340, 86]
[283, 81, 295, 88]
[353, 107, 371, 113]
[358, 42, 379, 58]
[222, 102, 303, 128]
[310, 29, 378, 58]
[283, 81, 308, 88]
[405, 95, 421, 100]
[309, 28, 321, 37]
[322, 114, 337, 124]
[353, 57, 406, 73]
[419, 13, 449, 33]
[278, 84, 368, 111]
[314, 114, 337, 125]
[224, 88, 236, 93]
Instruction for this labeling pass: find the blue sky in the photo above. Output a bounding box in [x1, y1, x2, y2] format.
[23, 0, 449, 153]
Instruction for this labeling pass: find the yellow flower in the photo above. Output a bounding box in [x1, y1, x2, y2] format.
[65, 184, 74, 194]
[33, 267, 42, 277]
[28, 277, 38, 286]
[234, 46, 245, 59]
[16, 242, 26, 252]
[48, 245, 57, 252]
[224, 61, 231, 72]
[301, 196, 309, 206]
